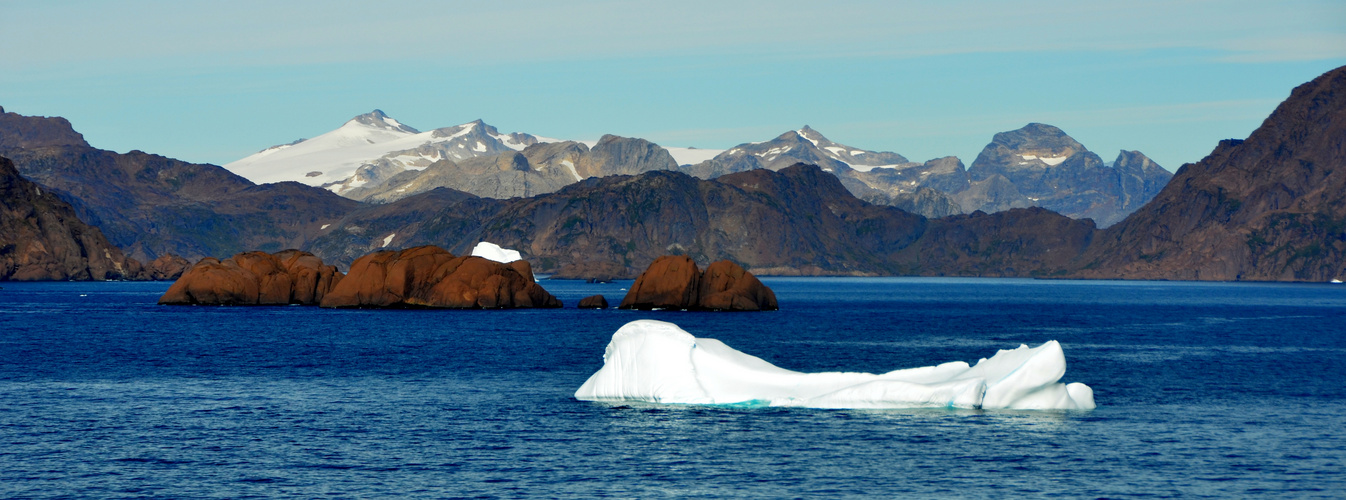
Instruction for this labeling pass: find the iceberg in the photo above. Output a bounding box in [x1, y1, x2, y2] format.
[470, 241, 522, 264]
[574, 320, 1095, 410]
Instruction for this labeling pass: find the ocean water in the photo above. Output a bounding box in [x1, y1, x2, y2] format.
[1, 278, 1344, 498]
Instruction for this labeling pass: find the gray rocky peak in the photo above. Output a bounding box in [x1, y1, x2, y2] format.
[577, 135, 678, 177]
[350, 109, 420, 134]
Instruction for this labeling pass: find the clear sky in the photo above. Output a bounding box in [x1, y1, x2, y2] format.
[3, 0, 1344, 171]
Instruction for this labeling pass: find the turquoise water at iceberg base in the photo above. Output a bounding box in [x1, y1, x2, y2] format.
[1, 278, 1344, 498]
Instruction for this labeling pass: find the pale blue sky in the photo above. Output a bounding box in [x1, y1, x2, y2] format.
[2, 0, 1343, 171]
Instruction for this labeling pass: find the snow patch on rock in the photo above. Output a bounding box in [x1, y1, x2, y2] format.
[470, 241, 522, 263]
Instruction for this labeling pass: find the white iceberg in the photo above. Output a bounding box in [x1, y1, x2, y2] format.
[574, 320, 1095, 410]
[470, 241, 521, 263]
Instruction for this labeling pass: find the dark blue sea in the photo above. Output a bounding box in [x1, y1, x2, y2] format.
[1, 278, 1344, 498]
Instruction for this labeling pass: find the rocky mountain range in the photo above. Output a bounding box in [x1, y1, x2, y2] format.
[224, 112, 1169, 227]
[2, 65, 1341, 282]
[345, 134, 679, 202]
[682, 124, 1171, 225]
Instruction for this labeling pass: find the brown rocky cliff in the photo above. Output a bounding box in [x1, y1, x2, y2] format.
[0, 156, 144, 281]
[1074, 65, 1346, 281]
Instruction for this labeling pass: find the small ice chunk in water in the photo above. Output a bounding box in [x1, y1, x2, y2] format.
[574, 320, 1095, 410]
[470, 241, 522, 263]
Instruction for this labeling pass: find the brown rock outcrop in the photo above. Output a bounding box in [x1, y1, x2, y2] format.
[578, 295, 609, 309]
[318, 245, 561, 309]
[158, 250, 343, 305]
[145, 253, 192, 280]
[619, 256, 703, 310]
[619, 256, 777, 311]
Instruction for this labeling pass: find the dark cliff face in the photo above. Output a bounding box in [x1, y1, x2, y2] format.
[1074, 65, 1346, 281]
[0, 156, 143, 280]
[0, 121, 361, 263]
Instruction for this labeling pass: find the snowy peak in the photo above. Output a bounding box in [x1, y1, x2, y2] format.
[429, 119, 540, 153]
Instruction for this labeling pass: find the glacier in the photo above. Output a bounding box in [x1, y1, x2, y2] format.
[470, 241, 522, 263]
[574, 320, 1095, 410]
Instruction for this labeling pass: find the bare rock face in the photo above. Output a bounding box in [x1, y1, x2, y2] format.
[619, 256, 777, 311]
[318, 245, 561, 308]
[578, 295, 609, 309]
[576, 135, 678, 177]
[158, 250, 343, 305]
[697, 260, 779, 311]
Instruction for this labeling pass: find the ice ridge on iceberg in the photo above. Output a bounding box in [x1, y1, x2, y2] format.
[574, 320, 1096, 410]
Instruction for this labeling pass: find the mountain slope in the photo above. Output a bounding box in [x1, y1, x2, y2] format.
[306, 164, 1094, 278]
[0, 156, 142, 280]
[1, 112, 362, 262]
[1074, 65, 1346, 281]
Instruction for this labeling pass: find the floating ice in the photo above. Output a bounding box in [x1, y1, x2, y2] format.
[575, 320, 1095, 410]
[470, 241, 522, 263]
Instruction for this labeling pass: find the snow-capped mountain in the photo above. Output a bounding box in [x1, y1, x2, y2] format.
[224, 110, 722, 197]
[223, 111, 549, 193]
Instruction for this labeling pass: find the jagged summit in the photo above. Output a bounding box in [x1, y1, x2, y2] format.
[349, 109, 419, 134]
